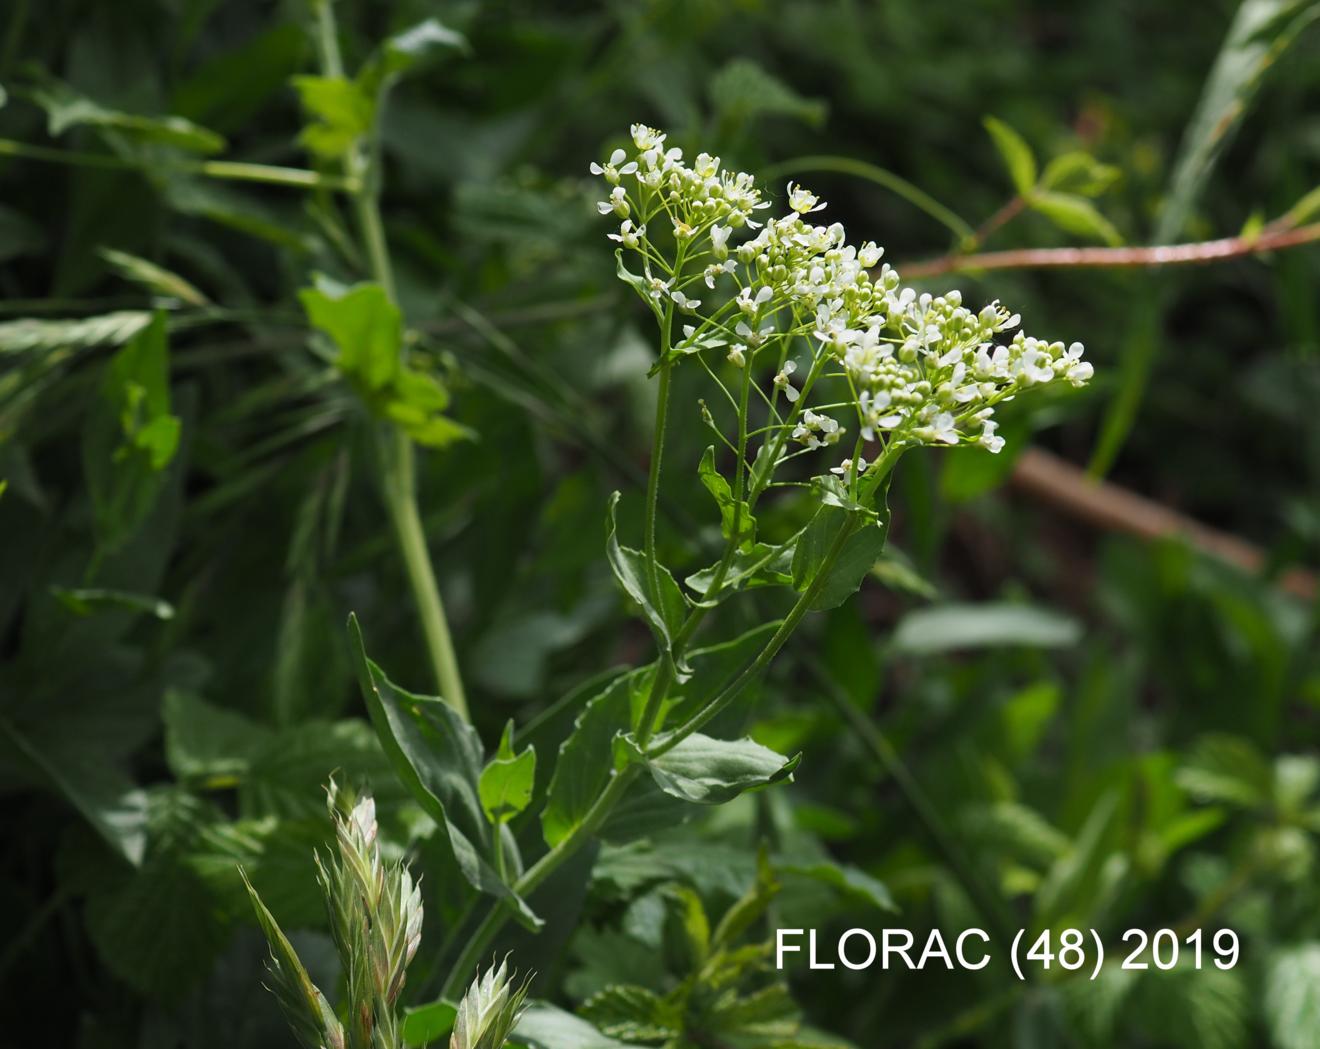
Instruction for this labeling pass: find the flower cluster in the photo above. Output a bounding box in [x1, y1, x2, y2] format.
[593, 124, 1092, 467]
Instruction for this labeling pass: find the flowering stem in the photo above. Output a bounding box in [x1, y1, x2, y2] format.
[315, 0, 467, 717]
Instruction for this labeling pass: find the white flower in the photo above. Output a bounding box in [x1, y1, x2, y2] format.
[774, 359, 799, 402]
[607, 220, 645, 249]
[630, 123, 666, 151]
[737, 284, 773, 316]
[830, 456, 868, 477]
[671, 289, 701, 312]
[787, 181, 825, 215]
[1061, 342, 1093, 386]
[727, 344, 747, 368]
[597, 185, 629, 218]
[589, 147, 638, 185]
[858, 241, 884, 268]
[978, 419, 1005, 453]
[673, 219, 696, 241]
[710, 224, 732, 259]
[646, 276, 673, 301]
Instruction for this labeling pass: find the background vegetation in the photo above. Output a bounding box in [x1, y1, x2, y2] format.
[2, 1, 1319, 1046]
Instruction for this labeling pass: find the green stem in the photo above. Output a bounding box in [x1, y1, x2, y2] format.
[314, 0, 466, 716]
[437, 446, 904, 1000]
[441, 763, 643, 998]
[382, 434, 469, 718]
[0, 137, 356, 191]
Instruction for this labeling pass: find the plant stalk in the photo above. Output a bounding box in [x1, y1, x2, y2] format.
[314, 0, 467, 716]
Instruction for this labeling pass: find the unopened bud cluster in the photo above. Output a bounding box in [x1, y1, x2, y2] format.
[594, 125, 1092, 466]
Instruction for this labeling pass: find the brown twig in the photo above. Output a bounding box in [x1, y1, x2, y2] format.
[901, 220, 1320, 279]
[1010, 446, 1316, 601]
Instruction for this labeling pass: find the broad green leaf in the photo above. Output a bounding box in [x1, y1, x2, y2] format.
[581, 985, 680, 1042]
[665, 621, 779, 728]
[891, 602, 1081, 654]
[0, 715, 148, 865]
[291, 75, 374, 160]
[162, 690, 272, 786]
[515, 1001, 634, 1049]
[50, 586, 174, 620]
[604, 492, 689, 668]
[1265, 943, 1320, 1049]
[28, 78, 226, 153]
[709, 58, 826, 130]
[349, 616, 541, 928]
[698, 446, 755, 548]
[781, 861, 897, 913]
[791, 506, 890, 611]
[1040, 151, 1122, 196]
[1156, 0, 1320, 242]
[542, 669, 646, 847]
[1176, 734, 1274, 808]
[99, 248, 209, 306]
[300, 282, 401, 392]
[479, 721, 537, 825]
[983, 116, 1037, 194]
[620, 733, 800, 805]
[403, 1001, 459, 1048]
[1029, 190, 1123, 245]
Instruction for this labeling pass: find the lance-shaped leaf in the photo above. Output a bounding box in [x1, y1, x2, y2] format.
[27, 77, 226, 153]
[983, 115, 1037, 195]
[698, 446, 755, 549]
[541, 669, 647, 847]
[241, 869, 344, 1049]
[348, 616, 541, 929]
[479, 721, 536, 825]
[604, 493, 689, 673]
[618, 733, 800, 805]
[791, 504, 890, 611]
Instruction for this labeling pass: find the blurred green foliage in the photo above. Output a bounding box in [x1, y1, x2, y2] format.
[1, 1, 1319, 1047]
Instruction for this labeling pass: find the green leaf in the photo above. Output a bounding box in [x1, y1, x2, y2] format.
[241, 869, 343, 1049]
[99, 248, 209, 306]
[542, 669, 646, 847]
[621, 733, 800, 805]
[1040, 151, 1122, 196]
[1285, 183, 1320, 227]
[983, 116, 1038, 194]
[162, 690, 272, 786]
[685, 541, 794, 599]
[479, 721, 537, 825]
[300, 282, 401, 392]
[27, 78, 226, 153]
[890, 602, 1081, 654]
[0, 715, 149, 865]
[348, 616, 541, 929]
[403, 1001, 458, 1048]
[781, 861, 897, 913]
[515, 1001, 635, 1049]
[1029, 190, 1123, 245]
[604, 492, 689, 668]
[698, 446, 756, 548]
[1156, 0, 1320, 242]
[291, 75, 374, 161]
[709, 58, 826, 130]
[581, 985, 680, 1042]
[1176, 734, 1274, 809]
[81, 311, 181, 549]
[50, 586, 174, 620]
[791, 506, 890, 611]
[1265, 943, 1320, 1049]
